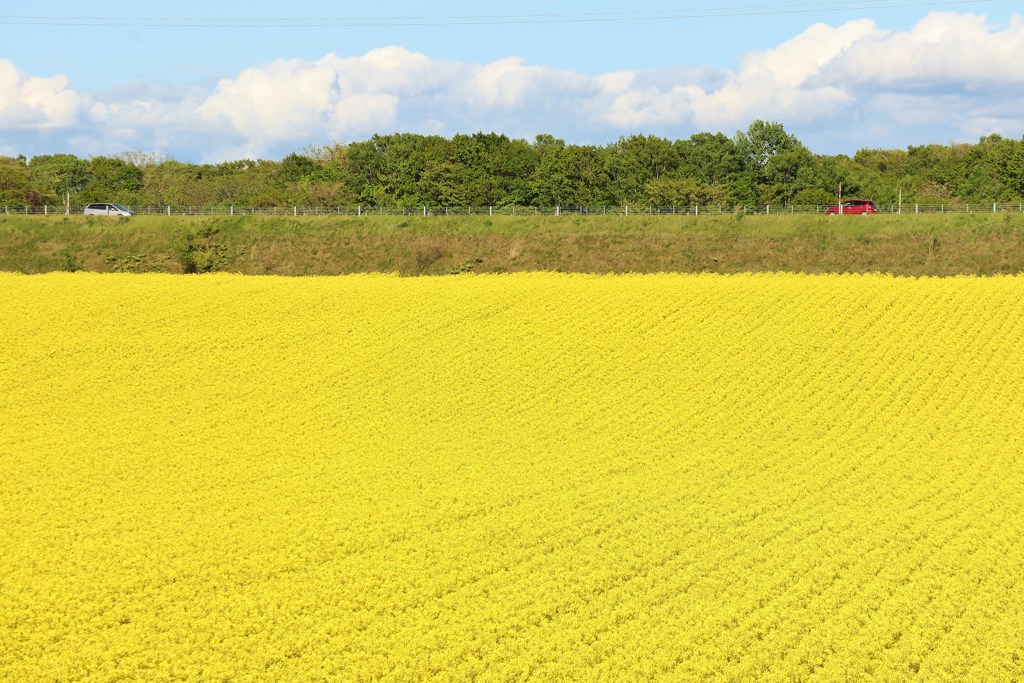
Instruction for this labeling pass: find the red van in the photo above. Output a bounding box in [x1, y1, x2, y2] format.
[825, 200, 877, 215]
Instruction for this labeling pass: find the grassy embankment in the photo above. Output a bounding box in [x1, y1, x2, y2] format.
[2, 212, 1024, 276]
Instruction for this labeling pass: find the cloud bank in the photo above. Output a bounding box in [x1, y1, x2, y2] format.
[3, 12, 1023, 161]
[0, 60, 82, 130]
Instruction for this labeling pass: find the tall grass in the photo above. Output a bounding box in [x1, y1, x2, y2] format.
[2, 213, 1023, 276]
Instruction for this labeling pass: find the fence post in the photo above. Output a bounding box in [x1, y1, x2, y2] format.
[767, 204, 771, 215]
[44, 205, 48, 215]
[556, 205, 560, 216]
[994, 203, 997, 213]
[230, 205, 234, 216]
[696, 205, 699, 216]
[489, 206, 492, 216]
[167, 205, 171, 216]
[423, 206, 426, 217]
[625, 205, 628, 217]
[916, 204, 919, 214]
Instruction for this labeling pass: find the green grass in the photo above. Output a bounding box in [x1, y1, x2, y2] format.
[2, 213, 1023, 276]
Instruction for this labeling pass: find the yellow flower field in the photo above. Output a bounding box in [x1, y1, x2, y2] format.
[1, 272, 1023, 681]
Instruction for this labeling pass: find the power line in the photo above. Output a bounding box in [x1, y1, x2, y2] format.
[0, 0, 993, 27]
[0, 1, 970, 21]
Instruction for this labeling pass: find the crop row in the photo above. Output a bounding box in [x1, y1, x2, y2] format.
[1, 272, 1023, 680]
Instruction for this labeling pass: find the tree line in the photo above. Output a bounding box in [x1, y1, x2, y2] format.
[3, 121, 1024, 209]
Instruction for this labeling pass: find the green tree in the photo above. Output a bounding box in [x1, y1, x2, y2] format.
[561, 145, 609, 206]
[451, 133, 538, 206]
[139, 161, 203, 208]
[602, 135, 678, 204]
[1004, 138, 1024, 200]
[645, 177, 707, 206]
[347, 133, 451, 205]
[418, 159, 467, 207]
[676, 132, 742, 188]
[955, 135, 1024, 202]
[28, 154, 89, 212]
[791, 188, 836, 206]
[530, 135, 574, 206]
[0, 156, 39, 205]
[734, 121, 814, 204]
[82, 157, 144, 204]
[278, 153, 318, 183]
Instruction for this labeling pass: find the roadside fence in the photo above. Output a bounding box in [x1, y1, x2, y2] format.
[6, 203, 1024, 217]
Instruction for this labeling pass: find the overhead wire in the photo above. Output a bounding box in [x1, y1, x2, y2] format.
[0, 0, 993, 27]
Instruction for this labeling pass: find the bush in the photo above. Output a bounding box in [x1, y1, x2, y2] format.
[172, 226, 228, 273]
[792, 188, 837, 207]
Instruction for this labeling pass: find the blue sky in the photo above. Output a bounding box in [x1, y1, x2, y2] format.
[1, 1, 1021, 161]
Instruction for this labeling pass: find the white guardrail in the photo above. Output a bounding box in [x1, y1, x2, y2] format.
[5, 203, 1024, 217]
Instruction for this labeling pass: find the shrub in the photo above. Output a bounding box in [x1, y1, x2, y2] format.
[172, 225, 228, 273]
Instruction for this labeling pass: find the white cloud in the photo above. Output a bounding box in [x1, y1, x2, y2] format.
[823, 13, 1024, 89]
[741, 20, 877, 87]
[593, 21, 872, 130]
[195, 48, 463, 154]
[199, 58, 345, 142]
[0, 59, 83, 129]
[331, 94, 400, 134]
[324, 47, 461, 95]
[2, 11, 1023, 160]
[468, 57, 592, 109]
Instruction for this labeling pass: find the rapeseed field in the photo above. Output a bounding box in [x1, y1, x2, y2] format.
[1, 272, 1023, 681]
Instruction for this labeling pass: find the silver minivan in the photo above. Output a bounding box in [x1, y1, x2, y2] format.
[84, 203, 135, 217]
